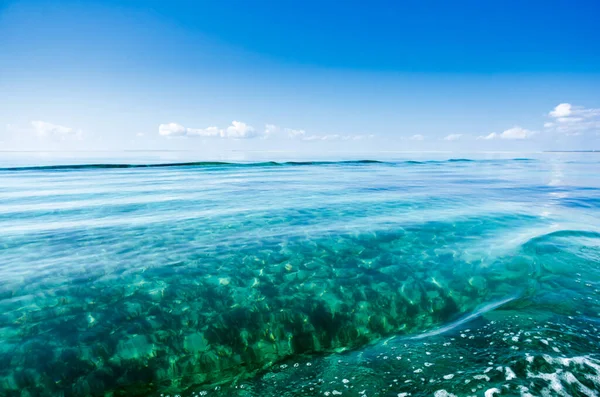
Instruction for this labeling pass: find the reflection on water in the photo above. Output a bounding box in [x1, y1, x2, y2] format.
[0, 155, 599, 396]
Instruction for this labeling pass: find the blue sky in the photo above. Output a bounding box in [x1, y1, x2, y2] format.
[1, 0, 600, 155]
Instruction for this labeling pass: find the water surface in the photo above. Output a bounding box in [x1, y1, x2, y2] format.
[1, 155, 599, 396]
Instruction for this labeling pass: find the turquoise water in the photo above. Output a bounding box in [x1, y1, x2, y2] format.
[1, 155, 600, 396]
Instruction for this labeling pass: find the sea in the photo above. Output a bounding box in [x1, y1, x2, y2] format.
[0, 152, 599, 397]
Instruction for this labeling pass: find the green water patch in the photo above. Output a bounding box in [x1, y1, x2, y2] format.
[489, 230, 600, 319]
[184, 313, 600, 397]
[0, 218, 544, 396]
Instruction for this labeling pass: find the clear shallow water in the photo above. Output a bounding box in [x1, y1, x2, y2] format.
[1, 156, 600, 396]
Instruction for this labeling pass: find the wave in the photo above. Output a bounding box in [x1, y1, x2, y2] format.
[0, 158, 536, 171]
[410, 295, 519, 339]
[0, 160, 383, 171]
[523, 229, 600, 245]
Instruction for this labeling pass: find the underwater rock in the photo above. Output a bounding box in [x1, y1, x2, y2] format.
[116, 335, 155, 360]
[282, 272, 297, 283]
[399, 277, 423, 306]
[468, 276, 488, 293]
[184, 332, 209, 354]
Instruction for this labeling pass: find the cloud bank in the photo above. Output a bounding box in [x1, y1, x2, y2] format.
[443, 134, 463, 141]
[31, 121, 82, 139]
[479, 126, 536, 140]
[158, 121, 258, 139]
[544, 103, 600, 136]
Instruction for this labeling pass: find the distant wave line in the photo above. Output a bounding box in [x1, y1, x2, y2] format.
[0, 158, 537, 171]
[0, 160, 382, 171]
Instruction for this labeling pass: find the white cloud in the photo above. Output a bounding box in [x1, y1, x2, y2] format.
[478, 132, 497, 140]
[265, 124, 279, 135]
[549, 103, 572, 118]
[443, 134, 462, 141]
[158, 121, 259, 139]
[499, 126, 536, 139]
[478, 126, 535, 140]
[545, 103, 600, 136]
[409, 134, 425, 141]
[270, 124, 371, 141]
[285, 128, 307, 138]
[159, 121, 374, 142]
[159, 122, 187, 137]
[472, 103, 598, 143]
[556, 117, 583, 123]
[305, 134, 340, 141]
[301, 135, 324, 141]
[261, 124, 303, 137]
[31, 121, 81, 139]
[187, 126, 221, 137]
[224, 121, 257, 138]
[353, 134, 375, 141]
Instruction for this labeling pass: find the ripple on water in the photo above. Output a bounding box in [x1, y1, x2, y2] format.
[0, 159, 599, 396]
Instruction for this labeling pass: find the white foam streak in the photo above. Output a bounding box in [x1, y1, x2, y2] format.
[411, 295, 518, 339]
